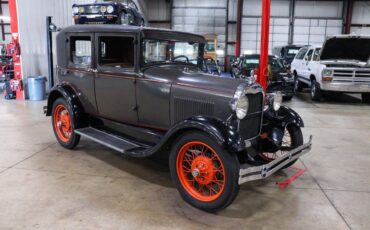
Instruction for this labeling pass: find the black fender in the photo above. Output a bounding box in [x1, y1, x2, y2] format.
[164, 116, 245, 153]
[264, 105, 304, 129]
[45, 83, 87, 128]
[129, 116, 246, 158]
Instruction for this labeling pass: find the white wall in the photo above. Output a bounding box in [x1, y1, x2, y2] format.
[351, 1, 370, 35]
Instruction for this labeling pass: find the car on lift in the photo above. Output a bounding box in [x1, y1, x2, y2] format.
[72, 0, 145, 26]
[291, 35, 370, 103]
[44, 25, 312, 212]
[231, 54, 295, 100]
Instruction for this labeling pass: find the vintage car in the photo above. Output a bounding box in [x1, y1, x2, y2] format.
[44, 25, 312, 212]
[231, 54, 295, 100]
[291, 35, 370, 102]
[272, 45, 304, 68]
[72, 0, 145, 26]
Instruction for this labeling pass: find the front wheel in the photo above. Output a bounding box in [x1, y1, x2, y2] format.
[259, 125, 303, 169]
[52, 98, 80, 149]
[294, 75, 303, 92]
[310, 79, 322, 101]
[362, 93, 370, 104]
[169, 132, 239, 212]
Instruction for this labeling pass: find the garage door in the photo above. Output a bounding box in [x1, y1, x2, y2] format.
[241, 17, 289, 54]
[293, 19, 342, 46]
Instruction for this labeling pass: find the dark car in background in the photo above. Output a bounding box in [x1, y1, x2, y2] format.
[201, 58, 221, 75]
[273, 45, 304, 68]
[72, 0, 145, 26]
[231, 54, 295, 100]
[0, 56, 13, 83]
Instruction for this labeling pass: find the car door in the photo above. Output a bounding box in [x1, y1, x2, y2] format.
[94, 33, 138, 124]
[63, 33, 97, 115]
[302, 49, 314, 81]
[292, 48, 307, 78]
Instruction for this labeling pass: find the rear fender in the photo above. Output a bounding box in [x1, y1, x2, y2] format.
[45, 83, 87, 128]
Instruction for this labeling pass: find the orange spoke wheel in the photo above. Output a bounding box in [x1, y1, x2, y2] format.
[53, 104, 72, 143]
[176, 141, 226, 202]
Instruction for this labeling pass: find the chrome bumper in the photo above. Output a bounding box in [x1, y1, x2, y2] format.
[238, 135, 312, 185]
[321, 82, 370, 93]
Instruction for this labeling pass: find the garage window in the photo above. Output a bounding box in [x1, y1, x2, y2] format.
[70, 36, 92, 68]
[98, 36, 135, 69]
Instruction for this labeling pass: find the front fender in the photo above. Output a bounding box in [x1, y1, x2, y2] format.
[165, 116, 245, 153]
[264, 105, 304, 129]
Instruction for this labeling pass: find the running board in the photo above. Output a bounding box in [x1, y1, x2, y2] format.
[75, 127, 144, 153]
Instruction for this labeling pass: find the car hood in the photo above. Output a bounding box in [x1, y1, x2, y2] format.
[142, 64, 246, 95]
[321, 36, 370, 62]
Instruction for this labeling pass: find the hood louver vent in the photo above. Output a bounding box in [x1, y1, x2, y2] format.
[174, 97, 214, 123]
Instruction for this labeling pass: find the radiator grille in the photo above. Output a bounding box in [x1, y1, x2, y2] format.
[332, 69, 370, 83]
[174, 97, 214, 123]
[238, 92, 264, 140]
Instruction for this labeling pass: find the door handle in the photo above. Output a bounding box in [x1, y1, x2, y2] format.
[87, 68, 98, 73]
[60, 69, 69, 76]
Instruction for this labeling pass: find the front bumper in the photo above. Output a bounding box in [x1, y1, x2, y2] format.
[74, 15, 117, 24]
[238, 135, 312, 184]
[321, 82, 370, 93]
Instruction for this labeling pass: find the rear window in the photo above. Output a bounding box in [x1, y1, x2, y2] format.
[98, 36, 135, 69]
[70, 36, 92, 68]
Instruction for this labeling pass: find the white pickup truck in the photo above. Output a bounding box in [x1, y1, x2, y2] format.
[291, 35, 370, 103]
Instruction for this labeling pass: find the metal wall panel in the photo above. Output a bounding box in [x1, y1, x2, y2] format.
[17, 0, 93, 87]
[172, 0, 227, 64]
[243, 0, 289, 17]
[352, 1, 370, 24]
[295, 1, 343, 18]
[293, 19, 342, 46]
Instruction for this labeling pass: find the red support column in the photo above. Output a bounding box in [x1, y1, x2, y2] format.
[258, 0, 270, 92]
[235, 0, 243, 57]
[8, 0, 24, 100]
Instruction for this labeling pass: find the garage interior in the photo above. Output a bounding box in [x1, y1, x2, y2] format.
[0, 0, 370, 229]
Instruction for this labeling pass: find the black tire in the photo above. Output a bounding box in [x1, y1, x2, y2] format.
[51, 98, 80, 149]
[362, 93, 370, 104]
[169, 132, 239, 212]
[310, 79, 322, 101]
[259, 125, 303, 169]
[294, 74, 303, 92]
[283, 95, 293, 101]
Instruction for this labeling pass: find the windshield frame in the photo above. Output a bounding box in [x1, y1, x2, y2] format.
[140, 38, 205, 68]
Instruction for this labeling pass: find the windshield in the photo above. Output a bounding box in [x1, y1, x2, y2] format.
[242, 56, 284, 70]
[142, 39, 202, 66]
[205, 42, 215, 52]
[287, 48, 301, 57]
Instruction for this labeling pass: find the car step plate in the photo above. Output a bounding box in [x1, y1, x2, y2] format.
[75, 127, 141, 153]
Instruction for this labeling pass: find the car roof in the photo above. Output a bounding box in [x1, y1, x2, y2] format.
[60, 25, 206, 43]
[326, 34, 370, 39]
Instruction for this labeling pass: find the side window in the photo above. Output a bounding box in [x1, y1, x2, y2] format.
[295, 49, 307, 60]
[313, 48, 321, 61]
[304, 49, 314, 61]
[70, 36, 92, 68]
[98, 36, 134, 70]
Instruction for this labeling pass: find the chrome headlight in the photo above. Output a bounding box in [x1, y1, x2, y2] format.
[107, 5, 114, 13]
[273, 91, 283, 111]
[322, 69, 333, 77]
[100, 6, 107, 13]
[79, 7, 85, 13]
[72, 6, 79, 14]
[230, 85, 249, 119]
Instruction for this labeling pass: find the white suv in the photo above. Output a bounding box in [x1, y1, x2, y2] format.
[291, 35, 370, 103]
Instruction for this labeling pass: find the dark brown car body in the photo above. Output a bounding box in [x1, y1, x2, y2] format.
[47, 25, 264, 155]
[45, 25, 311, 212]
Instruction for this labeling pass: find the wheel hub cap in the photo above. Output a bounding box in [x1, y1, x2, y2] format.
[190, 156, 215, 185]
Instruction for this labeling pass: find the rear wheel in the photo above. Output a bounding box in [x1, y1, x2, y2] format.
[259, 125, 303, 169]
[169, 132, 239, 212]
[310, 79, 322, 101]
[52, 98, 80, 149]
[362, 93, 370, 104]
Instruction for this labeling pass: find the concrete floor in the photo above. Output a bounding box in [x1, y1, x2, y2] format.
[0, 91, 369, 230]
